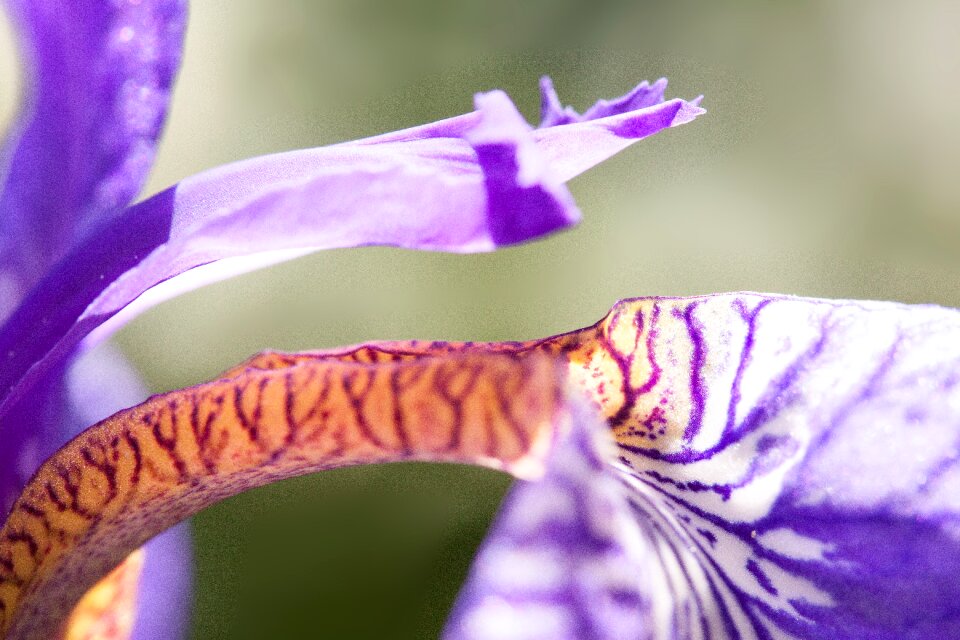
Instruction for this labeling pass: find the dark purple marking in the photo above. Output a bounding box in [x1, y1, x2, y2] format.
[725, 299, 770, 437]
[745, 558, 778, 596]
[681, 303, 707, 442]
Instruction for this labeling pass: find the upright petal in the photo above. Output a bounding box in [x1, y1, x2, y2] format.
[0, 0, 186, 307]
[444, 397, 663, 640]
[0, 81, 704, 423]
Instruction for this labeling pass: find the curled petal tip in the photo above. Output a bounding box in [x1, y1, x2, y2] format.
[539, 75, 685, 128]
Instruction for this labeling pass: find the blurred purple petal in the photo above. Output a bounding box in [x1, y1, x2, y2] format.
[444, 398, 661, 640]
[0, 340, 145, 512]
[0, 81, 703, 422]
[131, 523, 193, 640]
[604, 294, 960, 638]
[0, 0, 186, 300]
[539, 76, 669, 128]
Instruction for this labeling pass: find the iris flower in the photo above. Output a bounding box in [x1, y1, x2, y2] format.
[1, 2, 959, 640]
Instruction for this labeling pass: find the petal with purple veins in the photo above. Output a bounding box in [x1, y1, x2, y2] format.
[605, 294, 960, 638]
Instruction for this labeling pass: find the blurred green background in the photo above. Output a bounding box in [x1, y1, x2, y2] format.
[3, 0, 960, 638]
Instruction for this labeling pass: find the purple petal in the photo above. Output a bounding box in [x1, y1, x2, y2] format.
[0, 81, 704, 423]
[539, 76, 669, 128]
[533, 95, 704, 184]
[444, 398, 661, 640]
[604, 294, 960, 638]
[0, 0, 186, 301]
[131, 522, 193, 640]
[0, 342, 151, 514]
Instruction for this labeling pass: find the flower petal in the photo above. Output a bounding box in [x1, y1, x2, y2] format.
[130, 523, 192, 640]
[539, 76, 669, 128]
[533, 95, 704, 184]
[601, 294, 960, 638]
[443, 396, 662, 640]
[0, 344, 193, 639]
[0, 0, 186, 303]
[0, 80, 703, 423]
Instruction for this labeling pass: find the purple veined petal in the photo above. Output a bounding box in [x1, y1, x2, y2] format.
[444, 396, 665, 640]
[0, 80, 704, 424]
[0, 0, 187, 301]
[599, 294, 960, 638]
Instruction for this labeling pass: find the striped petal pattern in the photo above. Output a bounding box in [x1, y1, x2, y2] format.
[4, 294, 958, 638]
[447, 294, 960, 639]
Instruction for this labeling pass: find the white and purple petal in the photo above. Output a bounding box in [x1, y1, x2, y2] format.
[444, 397, 663, 640]
[615, 294, 960, 638]
[449, 294, 960, 639]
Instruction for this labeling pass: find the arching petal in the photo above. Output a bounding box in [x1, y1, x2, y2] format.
[0, 351, 567, 639]
[0, 0, 186, 304]
[0, 81, 703, 423]
[0, 342, 195, 639]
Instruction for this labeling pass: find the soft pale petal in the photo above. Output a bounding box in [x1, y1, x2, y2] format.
[0, 0, 186, 301]
[130, 524, 192, 640]
[0, 81, 703, 423]
[533, 97, 704, 184]
[443, 397, 661, 640]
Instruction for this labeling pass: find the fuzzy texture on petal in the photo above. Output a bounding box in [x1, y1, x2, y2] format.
[0, 80, 703, 425]
[0, 0, 186, 307]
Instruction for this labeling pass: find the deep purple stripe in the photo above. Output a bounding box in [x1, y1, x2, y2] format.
[681, 303, 707, 442]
